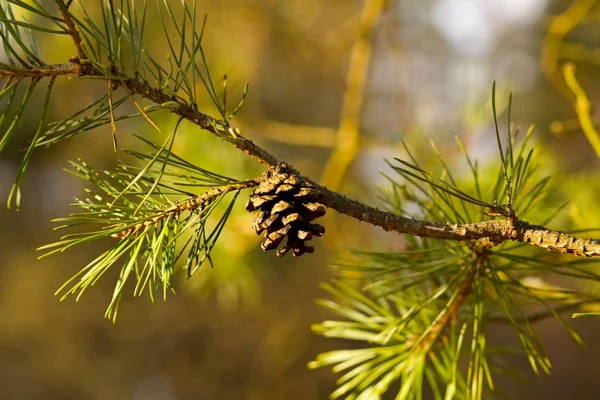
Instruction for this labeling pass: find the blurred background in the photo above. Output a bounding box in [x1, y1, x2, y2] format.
[2, 0, 600, 398]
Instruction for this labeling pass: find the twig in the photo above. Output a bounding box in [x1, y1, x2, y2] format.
[418, 238, 492, 349]
[240, 118, 400, 150]
[563, 62, 600, 158]
[422, 265, 476, 346]
[111, 180, 258, 239]
[55, 0, 87, 60]
[488, 298, 600, 324]
[0, 62, 277, 166]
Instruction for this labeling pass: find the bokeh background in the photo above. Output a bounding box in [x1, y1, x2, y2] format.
[2, 0, 600, 399]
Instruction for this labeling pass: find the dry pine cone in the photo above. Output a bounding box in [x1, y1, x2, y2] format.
[246, 163, 326, 257]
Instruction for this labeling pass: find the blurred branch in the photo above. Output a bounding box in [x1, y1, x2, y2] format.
[320, 0, 386, 190]
[549, 118, 581, 136]
[242, 118, 400, 151]
[319, 0, 386, 251]
[563, 62, 600, 158]
[242, 119, 337, 148]
[541, 0, 598, 99]
[559, 41, 600, 66]
[488, 298, 600, 323]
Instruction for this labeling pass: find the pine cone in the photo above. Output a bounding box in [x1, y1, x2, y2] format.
[246, 163, 326, 257]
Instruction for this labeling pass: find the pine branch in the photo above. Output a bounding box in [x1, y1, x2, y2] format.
[488, 298, 600, 324]
[1, 22, 600, 258]
[38, 151, 257, 321]
[281, 163, 600, 256]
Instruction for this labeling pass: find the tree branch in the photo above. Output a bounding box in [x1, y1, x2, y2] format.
[488, 298, 600, 324]
[308, 166, 600, 256]
[2, 14, 600, 258]
[0, 62, 278, 166]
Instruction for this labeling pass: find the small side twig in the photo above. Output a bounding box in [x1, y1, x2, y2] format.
[418, 238, 493, 349]
[55, 0, 87, 60]
[488, 298, 600, 324]
[111, 180, 258, 239]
